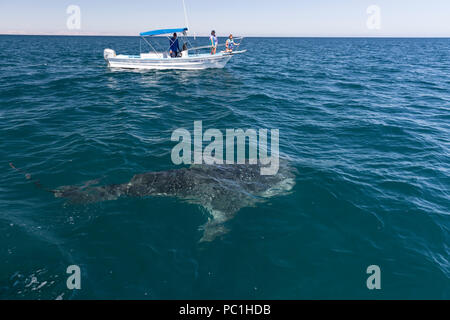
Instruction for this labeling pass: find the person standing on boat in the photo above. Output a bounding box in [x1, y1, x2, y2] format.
[169, 33, 181, 58]
[225, 34, 239, 52]
[210, 30, 218, 55]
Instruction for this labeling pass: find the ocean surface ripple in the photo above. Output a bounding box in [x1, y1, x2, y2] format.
[0, 36, 449, 299]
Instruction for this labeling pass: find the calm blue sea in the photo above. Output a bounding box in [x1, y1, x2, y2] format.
[0, 36, 449, 299]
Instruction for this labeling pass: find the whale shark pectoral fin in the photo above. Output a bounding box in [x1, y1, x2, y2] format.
[198, 209, 234, 243]
[199, 218, 230, 243]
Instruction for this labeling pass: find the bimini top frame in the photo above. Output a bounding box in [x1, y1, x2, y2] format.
[138, 27, 244, 57]
[139, 27, 189, 55]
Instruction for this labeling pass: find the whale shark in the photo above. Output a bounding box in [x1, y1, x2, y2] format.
[52, 161, 296, 242]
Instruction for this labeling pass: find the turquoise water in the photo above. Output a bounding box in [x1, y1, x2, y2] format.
[0, 36, 449, 299]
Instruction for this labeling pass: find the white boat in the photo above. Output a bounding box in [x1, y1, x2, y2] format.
[104, 28, 246, 70]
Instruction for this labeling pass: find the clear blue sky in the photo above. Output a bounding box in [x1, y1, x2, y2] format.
[1, 0, 449, 36]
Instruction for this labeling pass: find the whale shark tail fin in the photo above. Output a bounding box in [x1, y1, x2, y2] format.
[9, 162, 55, 194]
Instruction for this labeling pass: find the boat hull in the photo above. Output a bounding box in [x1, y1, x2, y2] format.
[106, 53, 233, 70]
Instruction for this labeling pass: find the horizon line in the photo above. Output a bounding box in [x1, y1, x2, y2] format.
[1, 33, 450, 39]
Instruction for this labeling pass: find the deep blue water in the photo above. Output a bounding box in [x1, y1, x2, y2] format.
[0, 36, 449, 299]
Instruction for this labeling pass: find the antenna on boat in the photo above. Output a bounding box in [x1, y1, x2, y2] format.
[182, 0, 196, 40]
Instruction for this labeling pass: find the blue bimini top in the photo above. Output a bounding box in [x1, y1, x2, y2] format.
[140, 28, 187, 37]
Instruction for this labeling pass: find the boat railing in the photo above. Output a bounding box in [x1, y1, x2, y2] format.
[187, 37, 244, 53]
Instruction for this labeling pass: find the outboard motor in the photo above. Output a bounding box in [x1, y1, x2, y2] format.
[103, 49, 116, 60]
